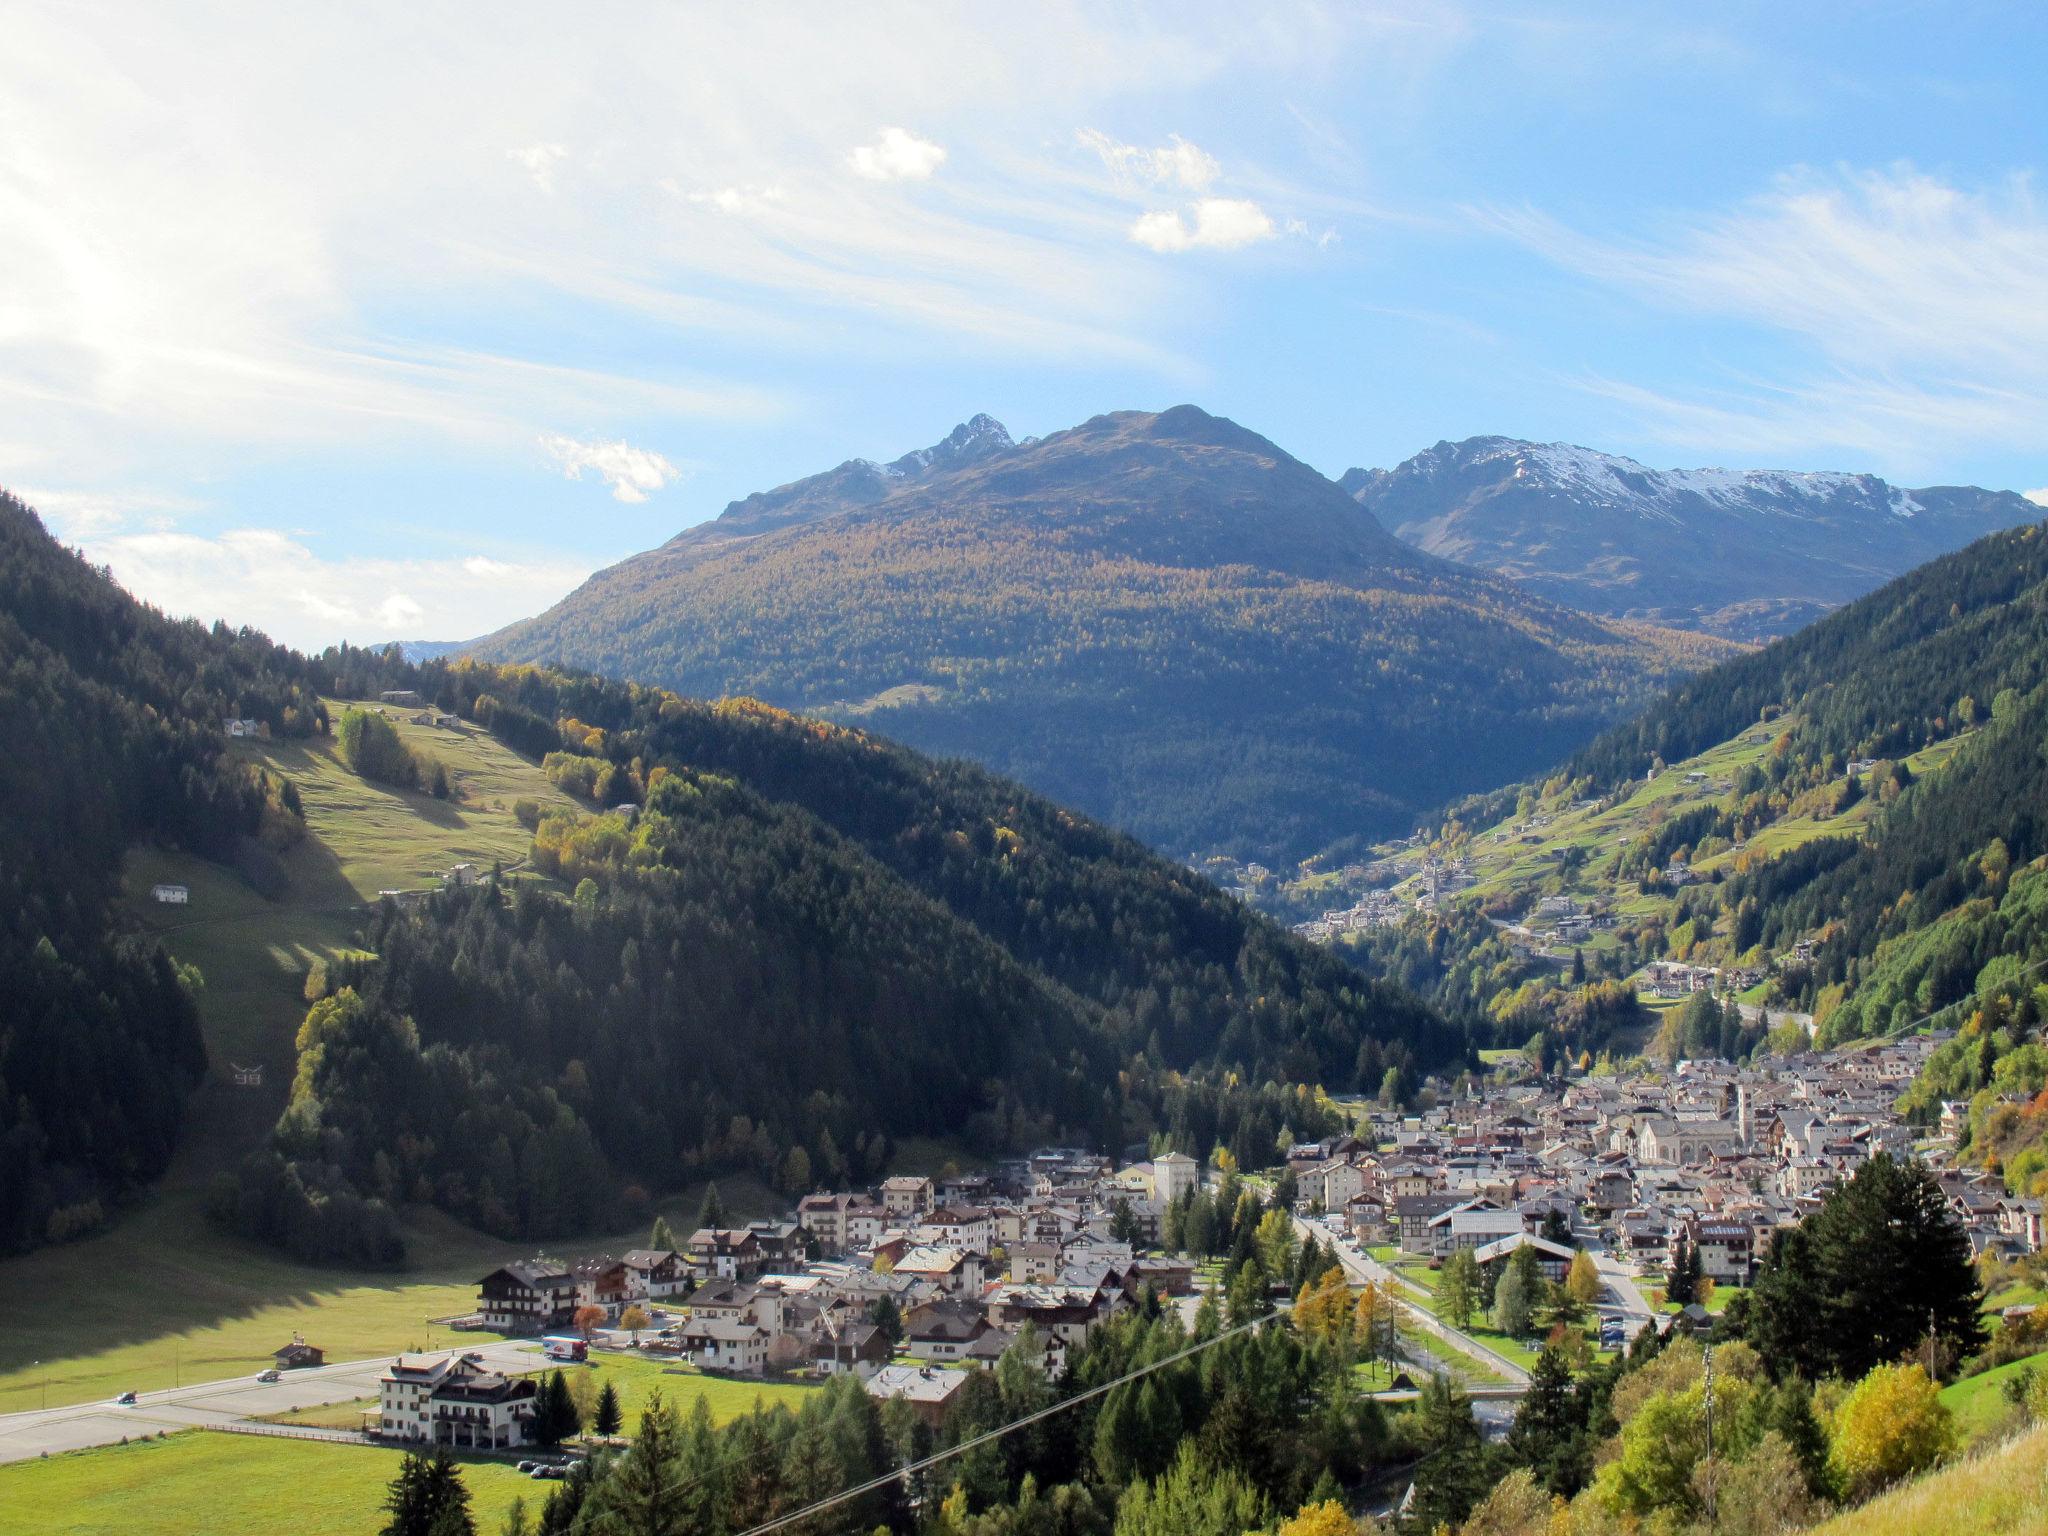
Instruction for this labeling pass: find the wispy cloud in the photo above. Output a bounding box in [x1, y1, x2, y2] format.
[1077, 130, 1219, 191]
[847, 127, 947, 182]
[539, 433, 683, 503]
[54, 525, 593, 648]
[1484, 165, 2048, 465]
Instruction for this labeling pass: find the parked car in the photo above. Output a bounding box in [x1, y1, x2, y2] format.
[516, 1461, 538, 1474]
[114, 1391, 138, 1405]
[256, 1369, 282, 1383]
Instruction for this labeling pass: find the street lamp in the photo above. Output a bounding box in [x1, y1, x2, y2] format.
[33, 1362, 43, 1410]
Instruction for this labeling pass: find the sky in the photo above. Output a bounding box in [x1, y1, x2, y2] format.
[6, 0, 2048, 649]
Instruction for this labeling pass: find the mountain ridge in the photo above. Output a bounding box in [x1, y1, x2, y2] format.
[473, 406, 1731, 863]
[1345, 435, 2039, 639]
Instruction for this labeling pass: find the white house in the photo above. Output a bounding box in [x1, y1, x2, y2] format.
[377, 1353, 536, 1449]
[150, 883, 189, 905]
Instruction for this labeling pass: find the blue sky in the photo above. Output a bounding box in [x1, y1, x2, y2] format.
[6, 1, 2048, 647]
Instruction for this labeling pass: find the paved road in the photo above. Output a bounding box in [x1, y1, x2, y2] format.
[1294, 1216, 1531, 1391]
[1580, 1230, 1657, 1342]
[0, 1339, 547, 1465]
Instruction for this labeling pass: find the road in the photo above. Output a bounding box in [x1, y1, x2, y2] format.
[1582, 1231, 1658, 1342]
[1293, 1216, 1532, 1392]
[0, 1339, 548, 1465]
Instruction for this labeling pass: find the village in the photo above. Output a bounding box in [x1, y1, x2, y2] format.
[356, 1031, 2041, 1455]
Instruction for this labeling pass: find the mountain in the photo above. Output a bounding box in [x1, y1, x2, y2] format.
[1333, 518, 2048, 1058]
[473, 406, 1734, 864]
[1343, 436, 2040, 640]
[0, 490, 1461, 1263]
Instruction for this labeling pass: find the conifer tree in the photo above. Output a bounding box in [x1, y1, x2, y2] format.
[697, 1182, 726, 1231]
[592, 1380, 623, 1439]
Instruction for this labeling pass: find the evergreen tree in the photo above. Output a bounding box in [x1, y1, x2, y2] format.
[532, 1369, 581, 1447]
[582, 1390, 686, 1535]
[1505, 1344, 1590, 1495]
[592, 1380, 623, 1439]
[697, 1182, 727, 1231]
[1665, 1232, 1697, 1306]
[1404, 1373, 1493, 1532]
[1745, 1153, 1986, 1378]
[380, 1448, 474, 1536]
[648, 1214, 676, 1252]
[868, 1294, 903, 1343]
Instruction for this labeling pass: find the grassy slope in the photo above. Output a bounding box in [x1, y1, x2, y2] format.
[1315, 717, 1962, 968]
[1939, 1357, 2046, 1443]
[0, 709, 603, 1414]
[1806, 1422, 2048, 1536]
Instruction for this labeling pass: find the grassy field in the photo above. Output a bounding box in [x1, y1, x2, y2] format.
[0, 1431, 542, 1536]
[1939, 1356, 2045, 1443]
[1806, 1422, 2048, 1536]
[559, 1352, 820, 1427]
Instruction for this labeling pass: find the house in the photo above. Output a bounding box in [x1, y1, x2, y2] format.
[574, 1256, 632, 1313]
[272, 1336, 324, 1370]
[223, 718, 260, 738]
[1395, 1193, 1462, 1255]
[475, 1261, 578, 1334]
[813, 1321, 892, 1378]
[379, 689, 425, 707]
[905, 1299, 990, 1361]
[443, 863, 480, 888]
[685, 1227, 765, 1281]
[893, 1246, 983, 1296]
[1693, 1221, 1758, 1285]
[1471, 1231, 1575, 1282]
[881, 1176, 935, 1218]
[865, 1364, 970, 1428]
[622, 1248, 688, 1300]
[378, 1353, 536, 1449]
[676, 1318, 770, 1374]
[150, 883, 189, 905]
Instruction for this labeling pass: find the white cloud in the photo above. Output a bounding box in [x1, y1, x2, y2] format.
[1486, 166, 2048, 464]
[847, 127, 947, 182]
[1077, 129, 1219, 191]
[53, 524, 592, 647]
[511, 142, 566, 192]
[2026, 488, 2048, 508]
[684, 184, 787, 216]
[1129, 197, 1278, 253]
[539, 433, 682, 503]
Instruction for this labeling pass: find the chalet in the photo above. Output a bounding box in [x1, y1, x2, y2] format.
[916, 1206, 994, 1253]
[985, 1283, 1122, 1346]
[379, 689, 424, 707]
[150, 883, 189, 905]
[1471, 1231, 1575, 1282]
[676, 1318, 770, 1374]
[475, 1261, 578, 1334]
[1692, 1220, 1758, 1285]
[905, 1299, 990, 1361]
[621, 1248, 688, 1299]
[813, 1320, 892, 1377]
[272, 1336, 324, 1370]
[745, 1220, 811, 1267]
[865, 1364, 969, 1428]
[1395, 1193, 1461, 1255]
[893, 1246, 984, 1296]
[223, 718, 260, 738]
[574, 1256, 632, 1312]
[378, 1353, 536, 1449]
[443, 863, 480, 887]
[685, 1227, 764, 1281]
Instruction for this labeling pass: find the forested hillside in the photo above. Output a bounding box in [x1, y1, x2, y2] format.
[0, 492, 329, 1254]
[225, 656, 1465, 1261]
[0, 493, 1465, 1265]
[1328, 521, 2048, 1060]
[471, 406, 1732, 863]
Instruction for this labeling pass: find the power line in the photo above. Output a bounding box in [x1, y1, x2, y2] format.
[731, 1308, 1285, 1536]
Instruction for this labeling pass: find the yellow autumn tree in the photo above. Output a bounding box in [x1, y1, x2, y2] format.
[1271, 1499, 1355, 1536]
[1565, 1249, 1602, 1307]
[1293, 1267, 1352, 1348]
[1828, 1362, 1953, 1500]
